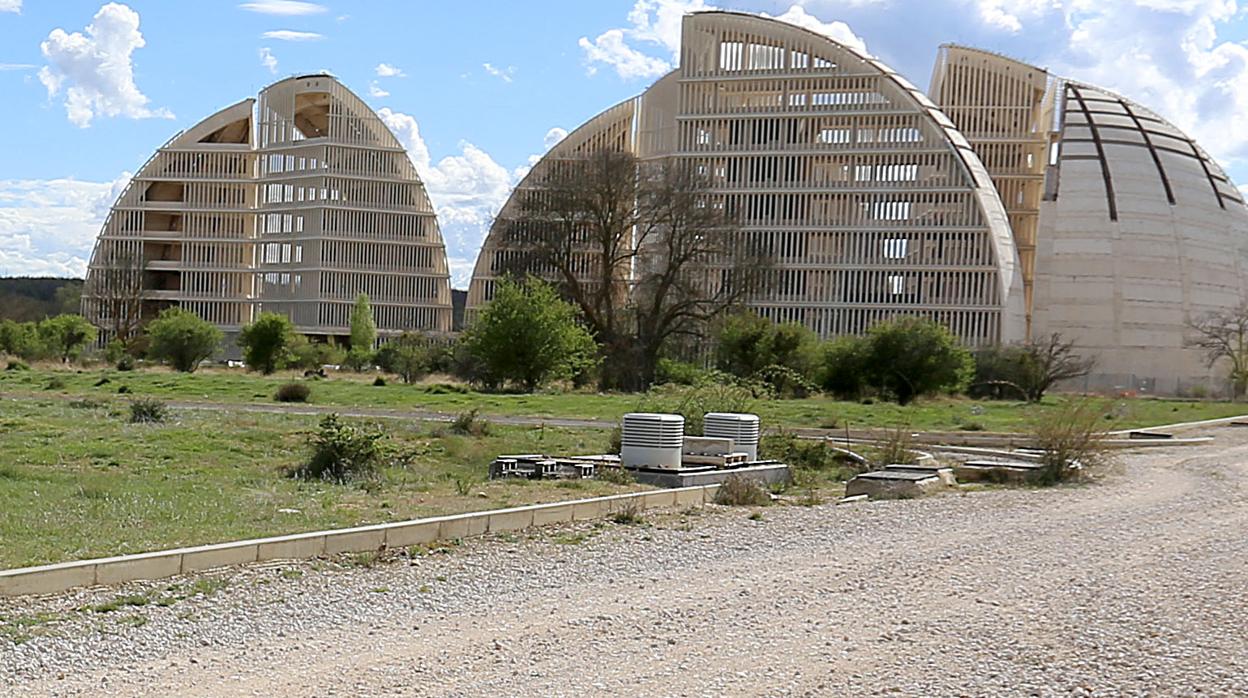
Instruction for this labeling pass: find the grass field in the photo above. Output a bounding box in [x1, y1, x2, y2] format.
[0, 399, 638, 570]
[2, 363, 1245, 432]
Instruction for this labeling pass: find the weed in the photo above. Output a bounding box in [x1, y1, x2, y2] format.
[714, 474, 771, 506]
[82, 594, 151, 614]
[275, 382, 311, 403]
[129, 398, 168, 424]
[345, 551, 379, 568]
[189, 577, 228, 597]
[1031, 399, 1115, 485]
[611, 501, 645, 525]
[370, 587, 390, 594]
[44, 377, 67, 391]
[867, 425, 916, 466]
[596, 466, 635, 486]
[119, 613, 148, 628]
[5, 359, 29, 371]
[279, 568, 304, 581]
[453, 477, 473, 496]
[748, 511, 765, 521]
[450, 408, 491, 437]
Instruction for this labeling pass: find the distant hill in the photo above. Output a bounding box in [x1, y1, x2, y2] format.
[0, 277, 83, 321]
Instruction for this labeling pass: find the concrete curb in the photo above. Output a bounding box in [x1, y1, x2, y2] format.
[0, 485, 721, 598]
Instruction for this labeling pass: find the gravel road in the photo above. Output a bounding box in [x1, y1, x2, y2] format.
[4, 427, 1248, 697]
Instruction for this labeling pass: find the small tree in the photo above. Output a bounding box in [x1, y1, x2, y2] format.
[0, 320, 43, 360]
[716, 311, 818, 386]
[349, 293, 376, 352]
[375, 332, 437, 384]
[238, 312, 294, 375]
[287, 335, 345, 371]
[819, 335, 870, 400]
[37, 314, 97, 363]
[1186, 303, 1248, 398]
[145, 308, 223, 373]
[861, 317, 973, 405]
[461, 278, 598, 392]
[974, 334, 1095, 402]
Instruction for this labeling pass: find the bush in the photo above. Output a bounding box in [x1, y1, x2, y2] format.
[0, 320, 43, 360]
[375, 332, 437, 384]
[129, 398, 168, 424]
[238, 312, 294, 375]
[655, 357, 706, 386]
[864, 317, 973, 405]
[146, 308, 223, 373]
[45, 376, 67, 390]
[596, 464, 634, 485]
[372, 376, 386, 387]
[759, 430, 864, 481]
[294, 414, 385, 483]
[635, 380, 753, 435]
[751, 364, 819, 399]
[37, 315, 97, 363]
[287, 335, 345, 372]
[275, 382, 311, 403]
[818, 336, 870, 399]
[449, 408, 491, 437]
[713, 475, 770, 506]
[5, 359, 29, 371]
[460, 278, 598, 392]
[116, 354, 135, 371]
[1031, 400, 1114, 485]
[715, 312, 819, 381]
[344, 347, 374, 372]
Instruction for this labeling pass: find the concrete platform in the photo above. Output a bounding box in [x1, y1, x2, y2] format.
[953, 460, 1049, 484]
[627, 462, 791, 489]
[845, 470, 943, 500]
[882, 463, 957, 487]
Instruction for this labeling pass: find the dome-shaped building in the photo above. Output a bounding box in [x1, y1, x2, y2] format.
[83, 75, 453, 346]
[467, 11, 1027, 347]
[932, 46, 1248, 393]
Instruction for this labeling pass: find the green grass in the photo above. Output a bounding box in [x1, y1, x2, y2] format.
[0, 399, 638, 570]
[2, 364, 1243, 432]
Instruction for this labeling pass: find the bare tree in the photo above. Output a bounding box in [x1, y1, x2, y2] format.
[971, 333, 1096, 402]
[499, 151, 771, 390]
[84, 246, 146, 343]
[1186, 303, 1248, 399]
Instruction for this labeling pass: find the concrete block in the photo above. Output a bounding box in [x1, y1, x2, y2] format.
[530, 503, 575, 527]
[95, 553, 182, 586]
[571, 498, 611, 521]
[180, 543, 258, 573]
[382, 521, 439, 548]
[845, 471, 942, 500]
[640, 490, 677, 510]
[673, 487, 704, 508]
[323, 526, 386, 556]
[0, 562, 96, 597]
[487, 508, 535, 533]
[256, 533, 327, 561]
[438, 513, 489, 540]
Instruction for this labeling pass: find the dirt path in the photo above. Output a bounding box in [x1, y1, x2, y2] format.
[7, 429, 1248, 696]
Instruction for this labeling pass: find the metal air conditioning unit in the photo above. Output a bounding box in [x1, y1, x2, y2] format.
[703, 412, 760, 461]
[620, 413, 685, 470]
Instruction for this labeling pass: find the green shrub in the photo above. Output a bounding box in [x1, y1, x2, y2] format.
[655, 358, 706, 386]
[116, 354, 135, 371]
[238, 313, 294, 375]
[44, 376, 67, 390]
[596, 465, 634, 485]
[866, 426, 916, 466]
[449, 408, 491, 437]
[751, 364, 819, 399]
[145, 308, 223, 373]
[372, 376, 386, 387]
[635, 380, 753, 435]
[713, 475, 770, 506]
[129, 398, 168, 424]
[5, 359, 29, 371]
[818, 336, 870, 400]
[275, 382, 311, 403]
[715, 312, 819, 381]
[294, 414, 385, 483]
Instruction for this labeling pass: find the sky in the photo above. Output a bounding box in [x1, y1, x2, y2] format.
[1, 0, 1247, 288]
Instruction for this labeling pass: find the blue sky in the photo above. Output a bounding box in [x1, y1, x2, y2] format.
[2, 0, 1247, 286]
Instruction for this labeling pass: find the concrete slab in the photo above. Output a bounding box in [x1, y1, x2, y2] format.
[883, 463, 957, 487]
[0, 563, 96, 596]
[438, 512, 489, 540]
[530, 503, 575, 527]
[324, 526, 386, 556]
[845, 470, 942, 500]
[382, 521, 440, 548]
[256, 533, 327, 561]
[631, 463, 791, 489]
[95, 552, 182, 586]
[673, 487, 705, 508]
[487, 508, 535, 533]
[571, 498, 611, 521]
[180, 543, 258, 573]
[641, 490, 677, 509]
[954, 460, 1049, 484]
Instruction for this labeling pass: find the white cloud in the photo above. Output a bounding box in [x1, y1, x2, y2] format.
[0, 174, 130, 278]
[543, 127, 568, 150]
[239, 0, 326, 15]
[375, 63, 405, 78]
[580, 1, 870, 78]
[368, 81, 389, 98]
[261, 29, 323, 41]
[38, 3, 173, 128]
[258, 47, 278, 74]
[0, 63, 35, 71]
[482, 63, 515, 82]
[377, 108, 528, 288]
[969, 0, 1055, 32]
[0, 0, 20, 14]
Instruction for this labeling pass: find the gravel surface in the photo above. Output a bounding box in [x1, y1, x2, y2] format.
[4, 427, 1247, 697]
